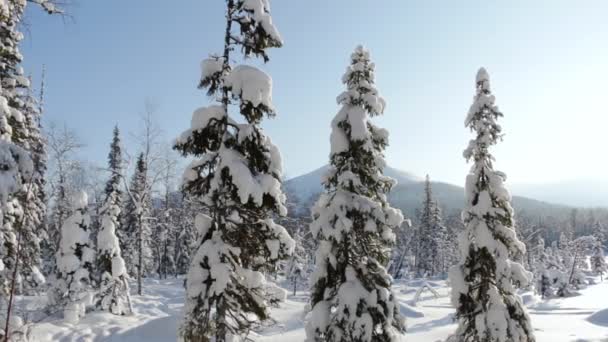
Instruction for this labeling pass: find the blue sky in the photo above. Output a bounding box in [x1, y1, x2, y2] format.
[21, 0, 608, 185]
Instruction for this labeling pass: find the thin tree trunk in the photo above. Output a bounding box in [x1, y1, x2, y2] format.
[4, 229, 23, 342]
[173, 231, 180, 278]
[216, 297, 227, 342]
[568, 251, 579, 286]
[138, 214, 143, 295]
[212, 0, 234, 338]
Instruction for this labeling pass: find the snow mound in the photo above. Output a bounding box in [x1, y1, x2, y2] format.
[399, 302, 424, 318]
[587, 308, 608, 327]
[520, 292, 540, 307]
[225, 65, 274, 110]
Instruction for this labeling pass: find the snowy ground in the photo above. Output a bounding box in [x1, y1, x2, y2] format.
[24, 277, 608, 341]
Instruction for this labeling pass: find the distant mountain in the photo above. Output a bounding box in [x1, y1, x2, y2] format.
[284, 165, 423, 215]
[284, 165, 420, 207]
[284, 165, 570, 218]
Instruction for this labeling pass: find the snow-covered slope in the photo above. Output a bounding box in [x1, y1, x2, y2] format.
[28, 276, 608, 341]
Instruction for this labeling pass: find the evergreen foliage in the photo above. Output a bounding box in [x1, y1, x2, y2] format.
[447, 68, 535, 342]
[306, 46, 406, 342]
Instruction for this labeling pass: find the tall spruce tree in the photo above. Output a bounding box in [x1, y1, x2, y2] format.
[590, 240, 607, 281]
[415, 175, 449, 277]
[431, 200, 449, 275]
[121, 152, 152, 294]
[416, 175, 433, 276]
[96, 127, 131, 315]
[174, 0, 294, 340]
[14, 82, 46, 293]
[447, 68, 535, 342]
[305, 46, 406, 342]
[0, 2, 60, 335]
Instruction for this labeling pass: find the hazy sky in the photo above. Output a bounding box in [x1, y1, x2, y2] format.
[21, 0, 608, 185]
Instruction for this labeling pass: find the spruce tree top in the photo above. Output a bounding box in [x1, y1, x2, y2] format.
[175, 0, 289, 221]
[324, 46, 397, 204]
[105, 125, 122, 197]
[461, 68, 527, 264]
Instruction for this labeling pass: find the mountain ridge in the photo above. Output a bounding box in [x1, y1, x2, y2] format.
[284, 165, 574, 218]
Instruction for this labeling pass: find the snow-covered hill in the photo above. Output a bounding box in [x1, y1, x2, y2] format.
[284, 165, 570, 217]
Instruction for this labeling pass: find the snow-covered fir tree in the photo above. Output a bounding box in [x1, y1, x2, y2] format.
[173, 1, 294, 340]
[592, 220, 606, 248]
[590, 240, 606, 281]
[0, 3, 61, 338]
[443, 210, 463, 276]
[416, 175, 435, 277]
[49, 191, 95, 324]
[16, 81, 47, 294]
[0, 0, 60, 301]
[174, 196, 197, 276]
[305, 46, 406, 342]
[121, 152, 153, 287]
[432, 200, 449, 276]
[95, 127, 132, 315]
[532, 236, 551, 298]
[286, 228, 308, 295]
[447, 68, 535, 342]
[0, 140, 33, 337]
[416, 175, 447, 277]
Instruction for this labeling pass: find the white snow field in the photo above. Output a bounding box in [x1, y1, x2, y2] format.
[26, 277, 608, 341]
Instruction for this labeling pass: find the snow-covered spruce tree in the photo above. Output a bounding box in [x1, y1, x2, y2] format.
[416, 175, 448, 277]
[592, 221, 606, 248]
[532, 237, 551, 298]
[447, 68, 535, 342]
[416, 175, 435, 277]
[305, 46, 406, 342]
[15, 82, 47, 294]
[0, 1, 60, 299]
[442, 210, 462, 275]
[121, 152, 153, 283]
[174, 196, 197, 276]
[95, 127, 132, 315]
[590, 240, 607, 281]
[286, 229, 308, 295]
[431, 200, 449, 276]
[49, 191, 95, 324]
[0, 140, 33, 337]
[174, 1, 294, 340]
